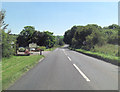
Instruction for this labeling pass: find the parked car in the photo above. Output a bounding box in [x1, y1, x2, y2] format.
[19, 47, 25, 52]
[30, 48, 35, 51]
[24, 49, 30, 56]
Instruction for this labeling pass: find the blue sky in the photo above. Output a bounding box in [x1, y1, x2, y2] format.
[2, 2, 118, 35]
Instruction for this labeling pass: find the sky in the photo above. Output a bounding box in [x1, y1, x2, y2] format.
[2, 2, 118, 35]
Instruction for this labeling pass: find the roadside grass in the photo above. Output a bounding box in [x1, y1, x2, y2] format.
[69, 44, 119, 63]
[2, 55, 44, 90]
[93, 44, 118, 57]
[76, 49, 118, 61]
[0, 62, 2, 91]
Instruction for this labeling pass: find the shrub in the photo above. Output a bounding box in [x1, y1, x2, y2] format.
[2, 30, 16, 57]
[19, 47, 25, 52]
[36, 46, 46, 51]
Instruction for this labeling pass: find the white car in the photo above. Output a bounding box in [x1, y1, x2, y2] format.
[30, 48, 35, 51]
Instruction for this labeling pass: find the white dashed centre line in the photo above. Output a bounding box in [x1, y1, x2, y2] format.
[73, 64, 90, 82]
[67, 56, 72, 61]
[62, 49, 90, 82]
[63, 49, 67, 56]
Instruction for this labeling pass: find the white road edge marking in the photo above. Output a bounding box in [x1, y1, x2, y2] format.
[68, 56, 72, 61]
[73, 64, 90, 82]
[39, 57, 44, 62]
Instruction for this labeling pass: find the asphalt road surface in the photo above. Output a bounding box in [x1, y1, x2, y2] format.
[8, 46, 118, 90]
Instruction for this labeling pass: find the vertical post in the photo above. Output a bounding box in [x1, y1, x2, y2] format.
[16, 43, 18, 55]
[40, 50, 42, 55]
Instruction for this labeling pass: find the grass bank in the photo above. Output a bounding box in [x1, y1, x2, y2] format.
[69, 44, 119, 66]
[2, 55, 44, 90]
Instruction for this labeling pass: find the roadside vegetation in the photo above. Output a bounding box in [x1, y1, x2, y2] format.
[1, 10, 64, 58]
[64, 24, 119, 65]
[0, 10, 64, 90]
[2, 55, 44, 90]
[17, 27, 64, 49]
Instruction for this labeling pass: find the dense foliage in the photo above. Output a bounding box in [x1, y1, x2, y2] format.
[0, 10, 16, 57]
[55, 36, 64, 46]
[1, 10, 64, 58]
[17, 26, 56, 48]
[63, 24, 119, 50]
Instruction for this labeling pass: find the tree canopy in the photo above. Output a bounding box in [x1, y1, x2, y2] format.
[0, 10, 16, 57]
[17, 27, 56, 48]
[63, 24, 119, 50]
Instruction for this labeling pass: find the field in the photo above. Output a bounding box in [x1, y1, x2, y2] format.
[2, 55, 44, 90]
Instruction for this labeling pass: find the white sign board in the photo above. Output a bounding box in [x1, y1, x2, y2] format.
[29, 43, 37, 48]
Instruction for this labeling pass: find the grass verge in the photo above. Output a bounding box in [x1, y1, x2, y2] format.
[0, 62, 2, 91]
[2, 55, 44, 90]
[69, 47, 119, 66]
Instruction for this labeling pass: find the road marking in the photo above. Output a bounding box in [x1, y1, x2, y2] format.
[73, 64, 90, 82]
[67, 56, 71, 61]
[64, 52, 66, 55]
[63, 49, 67, 56]
[39, 57, 44, 62]
[62, 49, 71, 61]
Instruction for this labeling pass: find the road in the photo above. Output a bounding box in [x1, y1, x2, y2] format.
[8, 47, 118, 90]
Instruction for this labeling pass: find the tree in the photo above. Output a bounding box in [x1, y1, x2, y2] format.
[85, 30, 105, 50]
[42, 31, 55, 48]
[32, 31, 44, 46]
[17, 26, 36, 47]
[71, 25, 99, 48]
[108, 24, 120, 30]
[0, 10, 8, 30]
[17, 26, 56, 48]
[55, 36, 64, 46]
[63, 26, 77, 45]
[102, 29, 118, 45]
[0, 10, 16, 57]
[2, 30, 16, 57]
[63, 24, 112, 50]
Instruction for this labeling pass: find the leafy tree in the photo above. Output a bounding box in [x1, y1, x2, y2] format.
[43, 31, 55, 48]
[55, 36, 64, 46]
[71, 24, 100, 48]
[63, 30, 71, 44]
[17, 26, 36, 47]
[85, 30, 105, 50]
[63, 26, 77, 45]
[108, 24, 120, 30]
[17, 26, 56, 48]
[0, 10, 16, 57]
[102, 29, 118, 44]
[118, 29, 120, 45]
[0, 10, 8, 30]
[63, 24, 120, 50]
[2, 30, 16, 57]
[32, 31, 44, 46]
